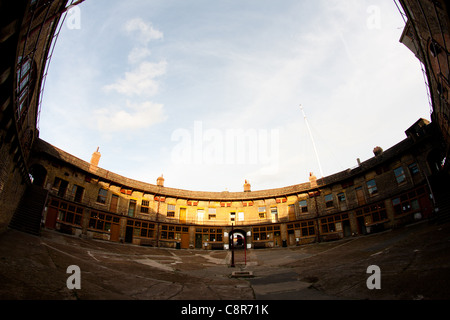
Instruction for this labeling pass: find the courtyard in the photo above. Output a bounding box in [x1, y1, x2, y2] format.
[0, 220, 449, 301]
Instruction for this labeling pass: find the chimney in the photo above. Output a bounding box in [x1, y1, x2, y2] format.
[244, 180, 251, 192]
[373, 146, 383, 157]
[90, 147, 101, 171]
[309, 172, 318, 188]
[157, 175, 165, 187]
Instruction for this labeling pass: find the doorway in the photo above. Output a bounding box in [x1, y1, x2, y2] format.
[125, 226, 133, 243]
[357, 217, 367, 235]
[343, 220, 352, 237]
[30, 164, 47, 187]
[45, 206, 58, 229]
[110, 194, 119, 213]
[110, 224, 120, 242]
[180, 207, 186, 224]
[195, 233, 202, 249]
[229, 229, 246, 250]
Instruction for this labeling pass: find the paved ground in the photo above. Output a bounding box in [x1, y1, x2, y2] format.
[1, 220, 450, 301]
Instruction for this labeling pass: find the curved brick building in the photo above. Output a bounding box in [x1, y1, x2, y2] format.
[1, 0, 450, 251]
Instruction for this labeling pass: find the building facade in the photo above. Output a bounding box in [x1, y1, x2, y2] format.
[29, 119, 439, 250]
[1, 1, 449, 250]
[0, 0, 70, 233]
[398, 0, 450, 156]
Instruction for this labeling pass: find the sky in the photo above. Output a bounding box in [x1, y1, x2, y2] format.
[39, 0, 430, 193]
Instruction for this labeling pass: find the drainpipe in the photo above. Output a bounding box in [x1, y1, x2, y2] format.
[156, 195, 161, 247]
[313, 189, 321, 243]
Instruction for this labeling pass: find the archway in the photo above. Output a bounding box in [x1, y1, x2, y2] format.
[29, 164, 47, 187]
[229, 229, 247, 250]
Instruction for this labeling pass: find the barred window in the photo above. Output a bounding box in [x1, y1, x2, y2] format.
[367, 179, 378, 196]
[394, 167, 406, 184]
[167, 204, 176, 217]
[258, 207, 266, 219]
[299, 200, 308, 213]
[97, 188, 108, 204]
[325, 194, 334, 208]
[141, 200, 150, 213]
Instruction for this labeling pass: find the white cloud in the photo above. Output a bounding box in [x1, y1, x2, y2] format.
[92, 101, 167, 133]
[128, 47, 152, 64]
[125, 18, 163, 44]
[103, 60, 167, 97]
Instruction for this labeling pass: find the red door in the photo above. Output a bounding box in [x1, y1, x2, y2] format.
[45, 207, 58, 229]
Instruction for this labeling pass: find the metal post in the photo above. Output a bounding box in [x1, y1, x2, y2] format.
[244, 236, 247, 266]
[231, 224, 235, 268]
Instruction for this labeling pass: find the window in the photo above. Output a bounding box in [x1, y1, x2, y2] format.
[299, 200, 308, 213]
[321, 217, 336, 233]
[321, 213, 350, 234]
[72, 185, 84, 203]
[356, 202, 387, 224]
[97, 188, 108, 204]
[271, 207, 278, 223]
[208, 208, 216, 220]
[325, 194, 334, 208]
[128, 200, 136, 217]
[409, 163, 420, 175]
[366, 179, 378, 196]
[160, 225, 185, 241]
[287, 220, 316, 238]
[141, 200, 150, 213]
[230, 212, 236, 222]
[302, 221, 316, 237]
[253, 225, 281, 241]
[392, 187, 425, 216]
[258, 207, 266, 219]
[167, 204, 176, 217]
[53, 177, 69, 197]
[88, 211, 119, 232]
[137, 221, 156, 238]
[194, 228, 223, 244]
[394, 167, 406, 184]
[197, 209, 205, 222]
[50, 199, 83, 226]
[16, 57, 33, 120]
[337, 192, 347, 210]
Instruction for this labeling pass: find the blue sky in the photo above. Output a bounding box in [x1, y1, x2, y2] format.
[39, 0, 430, 192]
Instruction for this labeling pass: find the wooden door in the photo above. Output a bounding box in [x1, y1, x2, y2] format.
[110, 195, 119, 213]
[181, 233, 190, 249]
[180, 207, 187, 224]
[356, 187, 366, 206]
[274, 232, 282, 247]
[419, 195, 432, 219]
[110, 224, 120, 242]
[45, 207, 58, 229]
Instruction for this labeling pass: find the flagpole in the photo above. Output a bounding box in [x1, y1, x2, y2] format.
[300, 105, 324, 179]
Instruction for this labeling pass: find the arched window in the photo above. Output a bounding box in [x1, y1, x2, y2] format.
[16, 56, 36, 123]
